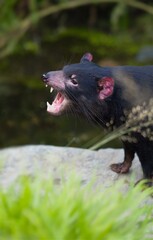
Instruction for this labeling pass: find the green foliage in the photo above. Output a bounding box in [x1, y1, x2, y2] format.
[0, 0, 19, 31]
[0, 175, 152, 239]
[110, 2, 129, 32]
[1, 0, 153, 59]
[44, 28, 140, 62]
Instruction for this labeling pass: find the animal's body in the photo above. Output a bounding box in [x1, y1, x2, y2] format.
[42, 53, 153, 184]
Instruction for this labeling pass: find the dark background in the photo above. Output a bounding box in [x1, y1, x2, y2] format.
[1, 0, 153, 148]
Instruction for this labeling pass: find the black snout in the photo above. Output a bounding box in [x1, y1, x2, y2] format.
[41, 73, 49, 82]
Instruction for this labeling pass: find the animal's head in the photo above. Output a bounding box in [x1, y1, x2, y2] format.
[41, 53, 114, 122]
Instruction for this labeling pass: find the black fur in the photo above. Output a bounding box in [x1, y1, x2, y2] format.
[42, 53, 153, 183]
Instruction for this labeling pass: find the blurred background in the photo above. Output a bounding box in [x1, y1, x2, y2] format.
[1, 0, 153, 149]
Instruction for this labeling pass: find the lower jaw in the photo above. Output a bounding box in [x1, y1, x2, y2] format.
[46, 99, 70, 116]
[46, 102, 62, 115]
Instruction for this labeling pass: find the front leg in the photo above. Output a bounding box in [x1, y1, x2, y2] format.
[110, 141, 135, 174]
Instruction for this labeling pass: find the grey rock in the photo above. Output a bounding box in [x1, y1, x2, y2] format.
[0, 145, 143, 189]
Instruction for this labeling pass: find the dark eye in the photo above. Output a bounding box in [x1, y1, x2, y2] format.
[70, 74, 78, 85]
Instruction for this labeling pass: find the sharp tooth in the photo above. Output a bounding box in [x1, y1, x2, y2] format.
[47, 101, 50, 107]
[47, 101, 51, 109]
[50, 87, 54, 93]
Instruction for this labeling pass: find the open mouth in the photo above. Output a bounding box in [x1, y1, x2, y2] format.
[46, 86, 69, 115]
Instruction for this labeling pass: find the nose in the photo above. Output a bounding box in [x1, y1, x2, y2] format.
[41, 73, 49, 82]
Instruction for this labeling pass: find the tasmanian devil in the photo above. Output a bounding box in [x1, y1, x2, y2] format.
[42, 53, 153, 185]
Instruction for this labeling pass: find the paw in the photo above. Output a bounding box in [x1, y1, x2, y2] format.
[110, 163, 130, 174]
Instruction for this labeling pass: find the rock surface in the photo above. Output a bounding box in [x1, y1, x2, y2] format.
[0, 145, 143, 188]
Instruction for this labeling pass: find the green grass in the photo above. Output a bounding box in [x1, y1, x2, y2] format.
[0, 175, 152, 240]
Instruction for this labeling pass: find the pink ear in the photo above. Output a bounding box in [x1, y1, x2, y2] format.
[98, 77, 114, 100]
[80, 53, 93, 63]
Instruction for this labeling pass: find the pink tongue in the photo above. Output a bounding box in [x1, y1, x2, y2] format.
[47, 92, 65, 114]
[54, 92, 64, 104]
